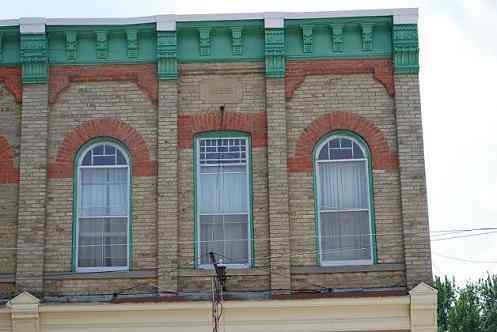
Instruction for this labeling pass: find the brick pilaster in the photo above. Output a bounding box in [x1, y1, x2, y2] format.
[265, 78, 291, 292]
[394, 74, 433, 288]
[16, 84, 49, 294]
[157, 80, 179, 293]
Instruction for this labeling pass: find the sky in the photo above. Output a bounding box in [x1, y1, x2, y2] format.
[2, 0, 497, 284]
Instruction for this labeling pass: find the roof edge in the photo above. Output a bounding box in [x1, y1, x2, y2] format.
[0, 8, 418, 31]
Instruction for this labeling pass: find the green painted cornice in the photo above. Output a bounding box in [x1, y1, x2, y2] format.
[393, 24, 419, 74]
[176, 20, 264, 63]
[47, 24, 156, 65]
[264, 28, 285, 78]
[285, 17, 392, 60]
[20, 33, 48, 84]
[0, 15, 417, 75]
[157, 30, 177, 80]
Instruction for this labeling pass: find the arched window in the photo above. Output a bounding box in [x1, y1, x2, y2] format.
[195, 132, 252, 267]
[74, 140, 130, 272]
[314, 132, 375, 266]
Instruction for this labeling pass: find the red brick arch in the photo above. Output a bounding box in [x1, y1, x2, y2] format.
[178, 111, 267, 149]
[48, 118, 157, 178]
[0, 135, 18, 184]
[288, 112, 398, 172]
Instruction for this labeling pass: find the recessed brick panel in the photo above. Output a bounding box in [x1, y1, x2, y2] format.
[49, 64, 158, 104]
[286, 59, 394, 99]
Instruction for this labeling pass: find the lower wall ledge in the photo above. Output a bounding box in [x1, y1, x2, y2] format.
[291, 263, 405, 274]
[44, 270, 157, 280]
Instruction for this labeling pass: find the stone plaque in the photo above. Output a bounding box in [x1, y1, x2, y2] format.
[200, 78, 242, 104]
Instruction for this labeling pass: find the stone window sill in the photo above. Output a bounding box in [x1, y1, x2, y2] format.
[44, 270, 157, 280]
[291, 263, 405, 274]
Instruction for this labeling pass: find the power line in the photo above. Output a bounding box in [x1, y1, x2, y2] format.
[433, 252, 497, 264]
[2, 227, 497, 252]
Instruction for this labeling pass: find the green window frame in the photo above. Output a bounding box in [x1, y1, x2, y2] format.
[72, 137, 133, 272]
[193, 131, 254, 268]
[313, 130, 377, 266]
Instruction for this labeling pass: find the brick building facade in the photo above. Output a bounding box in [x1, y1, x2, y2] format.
[0, 9, 436, 331]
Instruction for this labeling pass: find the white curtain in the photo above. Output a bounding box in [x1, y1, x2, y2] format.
[318, 161, 368, 210]
[318, 161, 371, 262]
[79, 167, 128, 268]
[199, 165, 249, 264]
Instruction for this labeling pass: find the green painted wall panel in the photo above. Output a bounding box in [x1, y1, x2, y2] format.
[0, 27, 20, 66]
[285, 17, 392, 59]
[177, 21, 265, 63]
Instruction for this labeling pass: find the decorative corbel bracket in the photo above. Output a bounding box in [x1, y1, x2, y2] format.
[330, 24, 344, 53]
[393, 24, 419, 74]
[96, 31, 109, 60]
[301, 25, 313, 53]
[264, 28, 285, 78]
[126, 29, 138, 58]
[65, 31, 78, 62]
[198, 27, 211, 56]
[361, 23, 374, 51]
[157, 31, 177, 80]
[231, 26, 243, 56]
[20, 33, 48, 84]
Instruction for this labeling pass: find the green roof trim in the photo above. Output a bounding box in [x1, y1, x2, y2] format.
[0, 16, 419, 77]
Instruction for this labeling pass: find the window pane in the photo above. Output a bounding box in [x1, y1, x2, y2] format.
[93, 145, 104, 155]
[330, 148, 353, 160]
[93, 155, 116, 166]
[116, 150, 127, 165]
[320, 211, 371, 262]
[222, 170, 247, 213]
[80, 169, 107, 217]
[340, 138, 352, 148]
[352, 142, 364, 159]
[200, 215, 224, 265]
[108, 168, 128, 216]
[81, 151, 92, 166]
[318, 161, 368, 210]
[199, 214, 248, 265]
[78, 217, 127, 268]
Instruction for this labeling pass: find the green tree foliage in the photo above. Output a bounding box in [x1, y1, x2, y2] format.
[480, 274, 497, 332]
[434, 273, 497, 332]
[447, 283, 481, 332]
[435, 276, 456, 332]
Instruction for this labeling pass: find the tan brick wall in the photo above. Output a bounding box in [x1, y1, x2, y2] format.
[45, 81, 158, 277]
[17, 84, 49, 294]
[286, 73, 406, 288]
[177, 63, 270, 292]
[394, 74, 432, 288]
[0, 83, 20, 274]
[1, 63, 430, 298]
[44, 277, 157, 296]
[178, 63, 265, 115]
[291, 270, 406, 290]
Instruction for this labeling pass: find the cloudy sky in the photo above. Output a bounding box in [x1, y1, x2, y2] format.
[2, 0, 496, 284]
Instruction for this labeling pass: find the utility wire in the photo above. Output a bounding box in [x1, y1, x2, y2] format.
[433, 252, 497, 264]
[3, 227, 497, 252]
